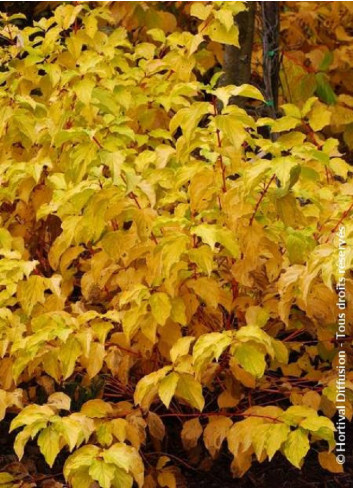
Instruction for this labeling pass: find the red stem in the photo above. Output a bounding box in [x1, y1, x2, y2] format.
[326, 200, 353, 240]
[212, 98, 227, 194]
[249, 173, 276, 225]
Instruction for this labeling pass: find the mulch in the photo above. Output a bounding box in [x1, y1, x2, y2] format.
[1, 415, 352, 488]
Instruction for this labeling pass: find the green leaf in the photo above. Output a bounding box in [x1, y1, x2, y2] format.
[234, 343, 266, 378]
[315, 73, 336, 105]
[175, 374, 205, 411]
[319, 51, 333, 72]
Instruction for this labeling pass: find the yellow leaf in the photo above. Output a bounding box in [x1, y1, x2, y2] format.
[84, 15, 98, 38]
[103, 443, 144, 487]
[47, 392, 71, 411]
[181, 418, 203, 450]
[230, 447, 252, 478]
[80, 400, 113, 419]
[158, 372, 179, 409]
[308, 102, 331, 131]
[89, 459, 115, 488]
[74, 78, 95, 105]
[271, 339, 289, 364]
[236, 325, 274, 356]
[59, 336, 81, 380]
[192, 224, 239, 258]
[157, 469, 177, 488]
[214, 84, 264, 106]
[283, 428, 310, 468]
[86, 342, 105, 379]
[37, 425, 61, 468]
[147, 412, 165, 441]
[245, 306, 269, 328]
[318, 451, 343, 473]
[190, 2, 213, 20]
[229, 359, 256, 388]
[187, 277, 220, 309]
[193, 332, 232, 375]
[214, 8, 235, 31]
[280, 405, 317, 426]
[302, 391, 321, 411]
[134, 366, 172, 410]
[205, 19, 239, 46]
[149, 293, 171, 326]
[175, 374, 204, 411]
[266, 423, 290, 461]
[204, 416, 233, 457]
[234, 343, 266, 379]
[17, 275, 47, 315]
[170, 337, 195, 363]
[188, 246, 214, 276]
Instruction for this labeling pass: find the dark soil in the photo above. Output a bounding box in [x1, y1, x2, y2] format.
[184, 449, 353, 488]
[183, 420, 353, 488]
[1, 414, 352, 488]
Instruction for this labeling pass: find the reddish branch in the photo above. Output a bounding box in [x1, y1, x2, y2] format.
[159, 411, 283, 423]
[120, 174, 158, 245]
[249, 173, 276, 225]
[92, 136, 103, 149]
[327, 200, 353, 239]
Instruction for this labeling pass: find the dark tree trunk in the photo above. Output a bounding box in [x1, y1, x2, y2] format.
[219, 2, 256, 107]
[261, 1, 280, 117]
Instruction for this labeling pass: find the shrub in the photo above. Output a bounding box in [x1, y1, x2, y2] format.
[0, 2, 351, 487]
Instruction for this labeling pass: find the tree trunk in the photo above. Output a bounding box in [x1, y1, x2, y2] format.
[261, 1, 280, 117]
[219, 2, 256, 107]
